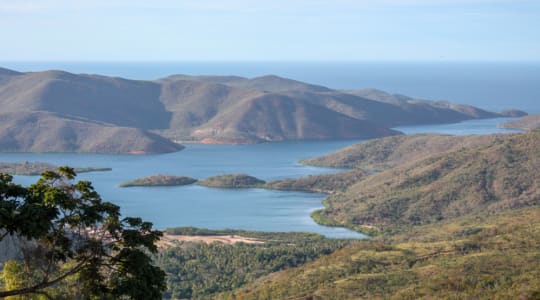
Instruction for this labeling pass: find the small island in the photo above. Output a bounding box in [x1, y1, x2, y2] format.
[119, 175, 198, 187]
[197, 174, 266, 188]
[0, 162, 111, 176]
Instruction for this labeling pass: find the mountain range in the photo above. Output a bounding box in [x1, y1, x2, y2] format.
[0, 67, 526, 153]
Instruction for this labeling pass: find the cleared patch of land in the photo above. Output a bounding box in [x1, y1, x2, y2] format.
[158, 234, 264, 247]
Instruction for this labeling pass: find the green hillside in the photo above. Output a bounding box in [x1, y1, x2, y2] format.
[225, 130, 540, 299]
[314, 130, 539, 232]
[230, 207, 540, 299]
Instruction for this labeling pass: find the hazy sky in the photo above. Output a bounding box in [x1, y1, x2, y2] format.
[1, 0, 539, 61]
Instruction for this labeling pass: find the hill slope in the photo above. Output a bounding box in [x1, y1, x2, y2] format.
[303, 133, 504, 170]
[0, 67, 519, 151]
[0, 70, 170, 129]
[0, 112, 183, 153]
[314, 130, 539, 230]
[231, 207, 540, 299]
[226, 130, 540, 300]
[499, 114, 540, 130]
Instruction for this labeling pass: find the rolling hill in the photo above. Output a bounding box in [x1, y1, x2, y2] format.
[0, 112, 183, 153]
[499, 114, 540, 130]
[0, 67, 524, 151]
[303, 133, 505, 170]
[224, 131, 540, 300]
[309, 130, 539, 231]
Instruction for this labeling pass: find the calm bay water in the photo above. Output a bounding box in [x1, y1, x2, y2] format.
[0, 61, 535, 238]
[0, 119, 520, 238]
[393, 117, 524, 135]
[3, 140, 366, 238]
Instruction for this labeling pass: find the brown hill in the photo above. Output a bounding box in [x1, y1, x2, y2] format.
[0, 67, 517, 151]
[228, 131, 540, 300]
[315, 130, 539, 229]
[0, 70, 170, 129]
[499, 114, 540, 130]
[348, 88, 505, 124]
[304, 133, 504, 170]
[191, 93, 402, 143]
[0, 112, 183, 153]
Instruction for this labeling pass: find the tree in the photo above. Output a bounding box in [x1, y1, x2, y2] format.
[0, 167, 166, 299]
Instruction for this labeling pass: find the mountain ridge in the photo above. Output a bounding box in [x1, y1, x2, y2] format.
[0, 67, 526, 152]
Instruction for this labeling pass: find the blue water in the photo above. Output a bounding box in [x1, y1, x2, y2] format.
[0, 119, 520, 238]
[2, 140, 366, 238]
[0, 61, 536, 238]
[393, 117, 524, 135]
[2, 61, 539, 113]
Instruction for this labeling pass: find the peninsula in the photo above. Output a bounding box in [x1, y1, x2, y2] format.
[0, 67, 526, 153]
[0, 161, 111, 176]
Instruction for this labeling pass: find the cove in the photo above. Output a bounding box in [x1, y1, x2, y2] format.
[3, 139, 367, 239]
[1, 118, 520, 239]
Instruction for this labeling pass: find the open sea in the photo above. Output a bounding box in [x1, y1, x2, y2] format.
[2, 61, 539, 113]
[0, 61, 537, 238]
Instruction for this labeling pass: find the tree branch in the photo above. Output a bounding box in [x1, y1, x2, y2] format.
[0, 257, 89, 298]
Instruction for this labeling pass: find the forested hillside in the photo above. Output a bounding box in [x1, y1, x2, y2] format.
[230, 207, 540, 299]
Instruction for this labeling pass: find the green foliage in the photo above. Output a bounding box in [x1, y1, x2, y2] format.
[230, 207, 540, 299]
[0, 167, 166, 299]
[223, 131, 540, 299]
[157, 230, 355, 299]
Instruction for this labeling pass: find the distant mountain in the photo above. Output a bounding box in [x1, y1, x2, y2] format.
[0, 112, 183, 153]
[0, 67, 522, 152]
[0, 70, 170, 129]
[499, 114, 540, 130]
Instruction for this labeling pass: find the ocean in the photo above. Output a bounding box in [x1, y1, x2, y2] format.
[0, 61, 537, 238]
[1, 61, 539, 113]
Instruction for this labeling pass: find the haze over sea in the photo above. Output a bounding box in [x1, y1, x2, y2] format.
[2, 61, 539, 114]
[1, 61, 537, 238]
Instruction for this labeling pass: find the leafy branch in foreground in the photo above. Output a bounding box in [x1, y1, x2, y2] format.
[0, 167, 166, 299]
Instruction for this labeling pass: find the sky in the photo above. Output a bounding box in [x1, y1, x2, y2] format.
[0, 0, 539, 61]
